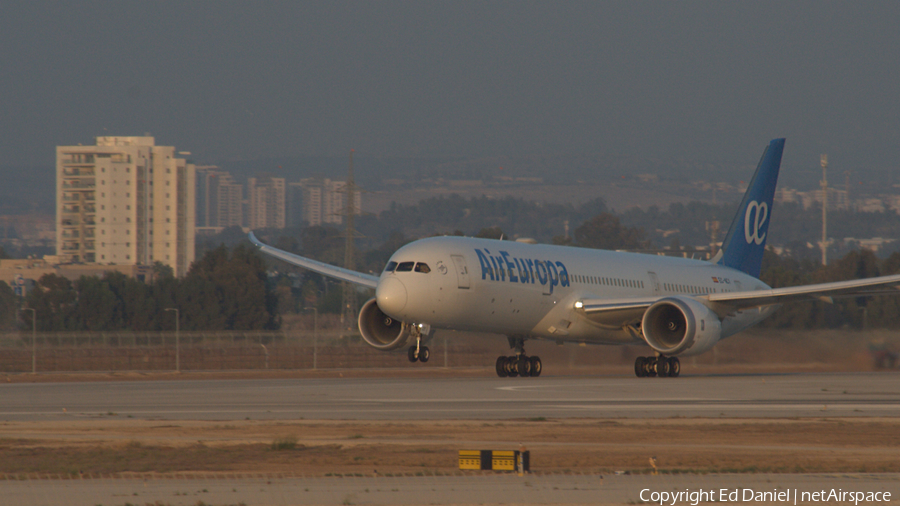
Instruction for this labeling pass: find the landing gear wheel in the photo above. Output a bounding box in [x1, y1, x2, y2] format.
[646, 357, 658, 377]
[506, 356, 519, 377]
[516, 356, 531, 377]
[655, 356, 670, 377]
[418, 346, 430, 363]
[667, 357, 680, 377]
[634, 357, 647, 377]
[407, 346, 418, 363]
[529, 356, 542, 377]
[496, 356, 509, 377]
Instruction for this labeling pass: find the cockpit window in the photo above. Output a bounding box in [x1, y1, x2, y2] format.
[395, 261, 415, 272]
[414, 263, 431, 273]
[384, 261, 398, 273]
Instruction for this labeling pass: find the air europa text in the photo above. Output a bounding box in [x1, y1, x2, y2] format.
[475, 248, 570, 294]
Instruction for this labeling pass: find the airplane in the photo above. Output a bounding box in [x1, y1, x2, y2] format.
[250, 138, 900, 378]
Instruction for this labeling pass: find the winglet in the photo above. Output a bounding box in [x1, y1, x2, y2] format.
[712, 138, 785, 278]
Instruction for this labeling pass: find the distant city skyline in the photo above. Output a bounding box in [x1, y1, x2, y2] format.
[2, 2, 899, 179]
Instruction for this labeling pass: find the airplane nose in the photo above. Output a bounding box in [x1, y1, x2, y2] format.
[376, 277, 407, 316]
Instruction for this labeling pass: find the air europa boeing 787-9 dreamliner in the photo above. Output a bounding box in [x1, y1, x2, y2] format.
[250, 139, 900, 378]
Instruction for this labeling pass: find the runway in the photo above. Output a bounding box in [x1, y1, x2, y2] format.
[2, 372, 899, 421]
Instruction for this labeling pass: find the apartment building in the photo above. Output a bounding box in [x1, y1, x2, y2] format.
[248, 176, 286, 229]
[57, 136, 195, 276]
[196, 166, 244, 231]
[289, 177, 360, 227]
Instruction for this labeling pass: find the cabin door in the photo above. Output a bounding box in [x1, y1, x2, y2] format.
[451, 255, 470, 289]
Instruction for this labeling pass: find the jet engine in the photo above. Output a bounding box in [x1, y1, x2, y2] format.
[641, 296, 723, 357]
[358, 298, 415, 351]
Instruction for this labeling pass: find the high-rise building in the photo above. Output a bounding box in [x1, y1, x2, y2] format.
[286, 182, 306, 228]
[195, 166, 221, 228]
[196, 167, 244, 231]
[289, 177, 361, 227]
[216, 175, 244, 228]
[57, 136, 195, 276]
[248, 176, 286, 230]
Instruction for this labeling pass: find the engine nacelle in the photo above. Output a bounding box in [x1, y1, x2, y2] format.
[641, 296, 723, 357]
[358, 298, 415, 351]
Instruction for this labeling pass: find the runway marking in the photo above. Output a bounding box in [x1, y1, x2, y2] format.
[544, 403, 900, 411]
[346, 397, 719, 403]
[3, 401, 900, 418]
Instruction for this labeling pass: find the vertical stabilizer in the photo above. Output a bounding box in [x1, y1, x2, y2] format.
[712, 138, 785, 278]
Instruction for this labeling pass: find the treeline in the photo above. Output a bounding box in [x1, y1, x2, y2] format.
[0, 244, 277, 332]
[4, 237, 900, 332]
[5, 191, 900, 332]
[621, 201, 900, 258]
[759, 249, 900, 329]
[204, 194, 900, 264]
[353, 194, 900, 256]
[354, 194, 611, 248]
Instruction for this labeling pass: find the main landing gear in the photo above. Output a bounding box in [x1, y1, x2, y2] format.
[496, 355, 542, 377]
[495, 337, 542, 378]
[634, 355, 680, 378]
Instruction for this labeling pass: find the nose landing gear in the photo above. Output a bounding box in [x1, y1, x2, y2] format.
[407, 344, 430, 362]
[406, 326, 430, 363]
[634, 355, 680, 377]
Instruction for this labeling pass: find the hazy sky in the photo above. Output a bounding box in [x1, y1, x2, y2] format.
[2, 1, 899, 177]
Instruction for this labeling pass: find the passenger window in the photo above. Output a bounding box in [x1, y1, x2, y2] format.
[396, 261, 414, 272]
[414, 263, 431, 273]
[384, 261, 398, 273]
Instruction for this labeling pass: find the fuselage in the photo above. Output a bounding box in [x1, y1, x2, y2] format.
[375, 236, 773, 346]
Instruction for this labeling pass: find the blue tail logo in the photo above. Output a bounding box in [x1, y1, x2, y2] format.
[714, 138, 785, 278]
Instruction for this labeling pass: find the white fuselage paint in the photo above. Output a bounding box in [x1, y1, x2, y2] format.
[378, 236, 775, 347]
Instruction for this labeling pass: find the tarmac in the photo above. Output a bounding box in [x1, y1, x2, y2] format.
[3, 371, 900, 505]
[2, 371, 900, 421]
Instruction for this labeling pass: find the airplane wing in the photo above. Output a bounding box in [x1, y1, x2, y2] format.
[706, 273, 900, 309]
[578, 297, 658, 327]
[249, 232, 380, 289]
[577, 273, 900, 327]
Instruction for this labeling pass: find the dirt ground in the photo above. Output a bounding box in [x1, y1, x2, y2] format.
[2, 329, 899, 478]
[2, 417, 899, 477]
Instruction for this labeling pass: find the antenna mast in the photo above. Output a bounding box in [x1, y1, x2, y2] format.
[341, 150, 359, 331]
[819, 154, 829, 266]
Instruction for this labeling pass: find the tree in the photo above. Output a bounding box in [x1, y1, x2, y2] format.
[70, 275, 122, 330]
[573, 213, 648, 250]
[0, 281, 16, 331]
[363, 230, 411, 274]
[152, 261, 175, 281]
[178, 244, 278, 330]
[475, 226, 505, 240]
[24, 274, 76, 331]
